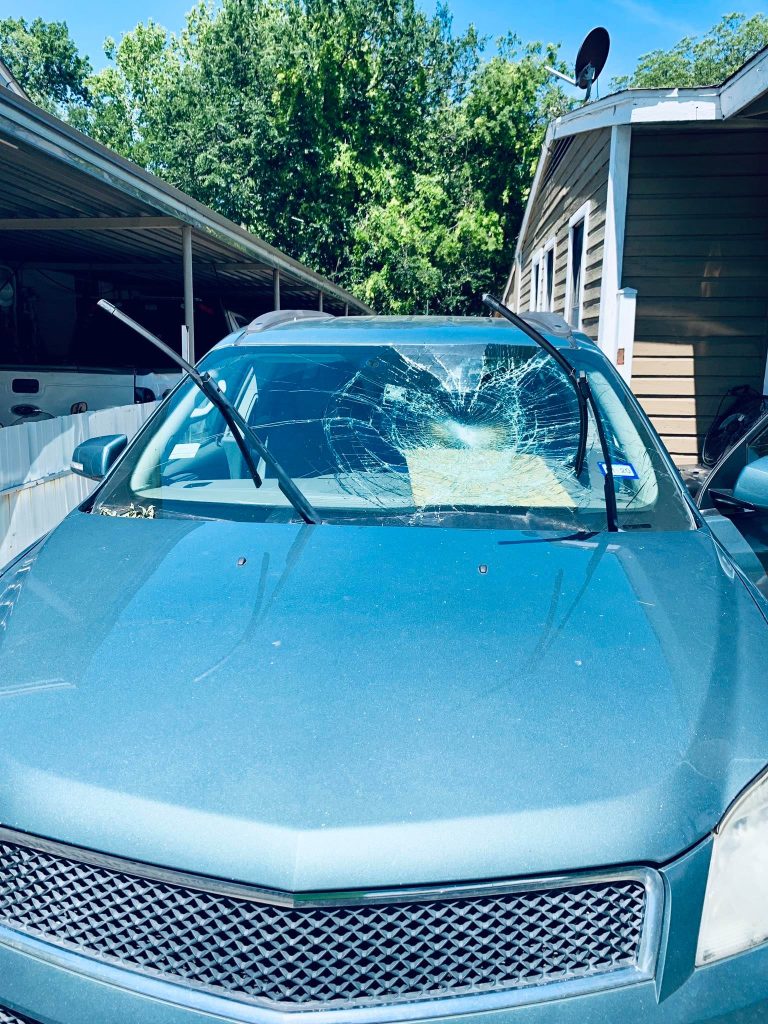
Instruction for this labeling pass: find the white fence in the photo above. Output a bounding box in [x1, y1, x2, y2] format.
[0, 403, 157, 569]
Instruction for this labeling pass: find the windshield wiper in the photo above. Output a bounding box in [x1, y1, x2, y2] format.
[482, 294, 620, 532]
[97, 300, 319, 525]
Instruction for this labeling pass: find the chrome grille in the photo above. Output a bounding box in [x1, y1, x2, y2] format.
[0, 836, 648, 1010]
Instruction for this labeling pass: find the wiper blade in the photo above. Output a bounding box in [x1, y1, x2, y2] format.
[483, 294, 588, 474]
[97, 300, 319, 525]
[482, 294, 619, 533]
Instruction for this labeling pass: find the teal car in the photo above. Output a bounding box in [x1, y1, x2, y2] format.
[1, 309, 768, 1023]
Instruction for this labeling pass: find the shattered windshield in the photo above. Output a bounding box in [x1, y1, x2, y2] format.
[93, 336, 693, 532]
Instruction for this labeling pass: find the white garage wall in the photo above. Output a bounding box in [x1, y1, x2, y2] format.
[0, 403, 157, 570]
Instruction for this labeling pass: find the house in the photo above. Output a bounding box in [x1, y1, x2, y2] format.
[505, 47, 768, 465]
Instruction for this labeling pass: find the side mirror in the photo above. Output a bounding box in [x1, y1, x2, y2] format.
[734, 455, 768, 510]
[71, 434, 128, 481]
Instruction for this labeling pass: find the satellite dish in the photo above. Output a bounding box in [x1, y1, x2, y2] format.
[545, 27, 610, 103]
[575, 28, 610, 98]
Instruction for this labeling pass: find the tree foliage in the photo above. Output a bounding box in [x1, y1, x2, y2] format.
[0, 17, 91, 112]
[2, 3, 568, 312]
[613, 12, 768, 90]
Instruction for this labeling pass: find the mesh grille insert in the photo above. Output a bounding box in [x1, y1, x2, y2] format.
[0, 838, 647, 1009]
[0, 1008, 38, 1024]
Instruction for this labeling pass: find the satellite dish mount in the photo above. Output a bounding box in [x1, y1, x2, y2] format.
[546, 27, 610, 103]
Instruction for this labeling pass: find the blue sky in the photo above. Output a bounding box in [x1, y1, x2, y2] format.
[6, 0, 768, 84]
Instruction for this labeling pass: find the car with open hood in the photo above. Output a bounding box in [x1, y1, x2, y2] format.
[1, 306, 768, 1023]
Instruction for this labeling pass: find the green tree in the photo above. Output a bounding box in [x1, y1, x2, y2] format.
[6, 3, 569, 313]
[347, 166, 506, 313]
[458, 36, 568, 301]
[345, 36, 568, 313]
[613, 12, 768, 89]
[0, 17, 91, 112]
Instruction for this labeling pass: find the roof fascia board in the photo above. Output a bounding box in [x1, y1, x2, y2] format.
[721, 48, 768, 118]
[0, 92, 371, 312]
[550, 89, 720, 141]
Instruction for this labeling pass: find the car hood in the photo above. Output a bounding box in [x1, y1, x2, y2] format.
[1, 511, 768, 891]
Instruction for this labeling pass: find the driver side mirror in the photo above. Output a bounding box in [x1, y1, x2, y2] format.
[734, 456, 768, 510]
[71, 434, 128, 481]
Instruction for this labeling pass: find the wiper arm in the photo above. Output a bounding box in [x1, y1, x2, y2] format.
[482, 294, 620, 533]
[97, 300, 319, 525]
[483, 295, 588, 473]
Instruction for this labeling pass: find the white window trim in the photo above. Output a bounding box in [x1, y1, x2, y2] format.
[513, 251, 522, 312]
[530, 248, 543, 311]
[542, 237, 556, 313]
[564, 201, 591, 331]
[529, 238, 557, 312]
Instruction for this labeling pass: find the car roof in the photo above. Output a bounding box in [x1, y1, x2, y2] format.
[213, 312, 598, 354]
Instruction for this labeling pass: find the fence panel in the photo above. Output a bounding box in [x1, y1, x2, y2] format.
[0, 403, 157, 569]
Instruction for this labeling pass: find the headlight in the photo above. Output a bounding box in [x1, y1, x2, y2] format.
[697, 768, 768, 965]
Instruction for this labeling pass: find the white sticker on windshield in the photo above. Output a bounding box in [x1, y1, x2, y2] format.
[599, 461, 638, 479]
[169, 442, 200, 460]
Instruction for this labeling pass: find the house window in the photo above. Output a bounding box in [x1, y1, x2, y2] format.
[531, 253, 542, 311]
[543, 241, 555, 312]
[565, 202, 591, 330]
[530, 239, 556, 312]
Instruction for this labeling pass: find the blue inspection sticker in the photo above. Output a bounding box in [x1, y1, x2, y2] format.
[599, 461, 638, 479]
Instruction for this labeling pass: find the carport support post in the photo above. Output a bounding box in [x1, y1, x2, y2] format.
[182, 225, 195, 364]
[273, 269, 281, 310]
[318, 291, 324, 313]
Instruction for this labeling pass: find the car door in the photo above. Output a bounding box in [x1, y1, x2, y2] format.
[698, 411, 768, 597]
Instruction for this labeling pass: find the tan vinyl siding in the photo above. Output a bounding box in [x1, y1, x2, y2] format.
[511, 129, 611, 339]
[623, 126, 768, 462]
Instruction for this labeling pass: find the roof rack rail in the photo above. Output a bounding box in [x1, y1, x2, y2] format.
[246, 309, 335, 333]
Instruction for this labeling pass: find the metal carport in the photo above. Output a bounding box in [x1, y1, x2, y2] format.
[0, 84, 371, 366]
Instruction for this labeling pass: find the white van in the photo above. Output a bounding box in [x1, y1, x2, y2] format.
[0, 367, 180, 426]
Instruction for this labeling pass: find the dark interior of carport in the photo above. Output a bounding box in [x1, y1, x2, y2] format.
[0, 91, 367, 376]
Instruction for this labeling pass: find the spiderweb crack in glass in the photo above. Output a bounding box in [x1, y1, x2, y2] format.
[0, 839, 646, 1008]
[322, 347, 593, 512]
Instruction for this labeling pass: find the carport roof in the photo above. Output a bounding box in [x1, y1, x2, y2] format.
[0, 86, 372, 314]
